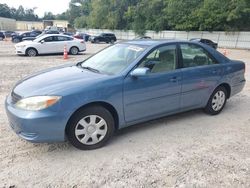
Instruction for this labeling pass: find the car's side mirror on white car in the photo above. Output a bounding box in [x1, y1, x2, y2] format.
[40, 40, 45, 44]
[130, 67, 150, 77]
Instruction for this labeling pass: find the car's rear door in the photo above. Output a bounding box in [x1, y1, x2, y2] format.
[54, 36, 72, 53]
[123, 44, 182, 123]
[179, 43, 223, 110]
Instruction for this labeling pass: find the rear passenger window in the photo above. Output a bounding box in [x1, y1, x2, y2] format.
[55, 36, 73, 41]
[180, 44, 217, 68]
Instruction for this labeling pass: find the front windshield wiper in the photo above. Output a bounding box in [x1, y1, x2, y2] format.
[81, 66, 100, 73]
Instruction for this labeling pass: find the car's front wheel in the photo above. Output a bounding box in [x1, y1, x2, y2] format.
[70, 46, 79, 55]
[204, 86, 227, 115]
[66, 106, 115, 150]
[26, 48, 38, 57]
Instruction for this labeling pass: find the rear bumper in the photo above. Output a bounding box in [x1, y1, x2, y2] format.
[79, 44, 86, 52]
[230, 79, 246, 97]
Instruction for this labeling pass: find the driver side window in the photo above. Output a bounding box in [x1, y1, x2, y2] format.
[43, 36, 54, 42]
[139, 45, 177, 73]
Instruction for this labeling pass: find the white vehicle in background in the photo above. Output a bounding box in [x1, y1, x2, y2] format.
[15, 34, 86, 57]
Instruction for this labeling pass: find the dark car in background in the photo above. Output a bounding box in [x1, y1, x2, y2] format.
[12, 31, 42, 43]
[136, 36, 152, 39]
[3, 31, 17, 38]
[0, 32, 5, 40]
[22, 30, 60, 41]
[74, 32, 91, 42]
[62, 32, 74, 36]
[190, 38, 218, 49]
[89, 33, 116, 43]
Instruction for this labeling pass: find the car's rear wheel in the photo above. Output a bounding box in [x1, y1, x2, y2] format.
[95, 39, 99, 43]
[110, 39, 115, 44]
[13, 38, 20, 43]
[66, 106, 115, 150]
[70, 46, 79, 55]
[26, 48, 38, 57]
[204, 86, 227, 115]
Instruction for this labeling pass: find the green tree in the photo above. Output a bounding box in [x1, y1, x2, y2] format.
[0, 3, 12, 18]
[43, 12, 56, 20]
[164, 0, 203, 31]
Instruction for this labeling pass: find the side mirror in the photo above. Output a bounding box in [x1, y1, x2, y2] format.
[40, 40, 44, 44]
[130, 67, 150, 77]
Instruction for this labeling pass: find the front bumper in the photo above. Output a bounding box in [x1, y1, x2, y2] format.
[15, 47, 26, 55]
[5, 95, 69, 143]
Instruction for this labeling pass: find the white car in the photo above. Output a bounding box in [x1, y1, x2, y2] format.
[15, 34, 86, 57]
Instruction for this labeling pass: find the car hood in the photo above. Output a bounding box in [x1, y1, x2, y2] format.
[15, 40, 34, 46]
[13, 64, 108, 97]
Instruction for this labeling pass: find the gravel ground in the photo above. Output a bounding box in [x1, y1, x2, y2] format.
[0, 41, 250, 188]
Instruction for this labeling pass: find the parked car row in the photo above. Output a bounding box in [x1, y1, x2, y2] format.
[1, 30, 219, 50]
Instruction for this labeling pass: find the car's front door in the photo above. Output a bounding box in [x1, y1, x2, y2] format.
[37, 36, 58, 54]
[179, 43, 223, 110]
[123, 44, 182, 123]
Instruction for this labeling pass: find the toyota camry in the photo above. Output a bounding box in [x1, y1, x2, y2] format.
[5, 40, 246, 150]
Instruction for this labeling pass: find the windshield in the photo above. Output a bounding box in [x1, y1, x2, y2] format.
[34, 35, 45, 42]
[81, 43, 146, 75]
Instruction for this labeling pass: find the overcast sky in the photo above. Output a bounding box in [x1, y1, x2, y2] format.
[0, 0, 71, 17]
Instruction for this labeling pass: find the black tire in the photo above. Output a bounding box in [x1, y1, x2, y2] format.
[13, 38, 20, 43]
[204, 86, 227, 115]
[26, 48, 38, 57]
[110, 39, 115, 44]
[95, 39, 99, 43]
[66, 106, 115, 150]
[70, 46, 79, 55]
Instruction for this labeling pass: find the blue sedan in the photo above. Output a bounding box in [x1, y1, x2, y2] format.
[5, 40, 246, 150]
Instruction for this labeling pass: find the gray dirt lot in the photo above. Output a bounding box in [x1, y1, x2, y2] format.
[0, 40, 250, 188]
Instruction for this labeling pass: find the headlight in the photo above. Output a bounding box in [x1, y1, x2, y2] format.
[15, 96, 61, 111]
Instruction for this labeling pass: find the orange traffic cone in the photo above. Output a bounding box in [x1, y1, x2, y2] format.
[63, 45, 68, 59]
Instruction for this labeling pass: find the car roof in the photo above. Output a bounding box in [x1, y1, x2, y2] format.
[40, 34, 73, 38]
[101, 33, 115, 35]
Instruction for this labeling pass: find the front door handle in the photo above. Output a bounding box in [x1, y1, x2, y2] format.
[212, 70, 218, 74]
[170, 77, 177, 82]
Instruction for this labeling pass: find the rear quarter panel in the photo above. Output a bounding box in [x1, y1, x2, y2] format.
[223, 60, 246, 97]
